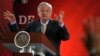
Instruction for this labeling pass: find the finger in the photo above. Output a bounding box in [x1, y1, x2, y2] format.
[96, 17, 100, 33]
[60, 11, 64, 19]
[3, 14, 15, 21]
[3, 15, 10, 19]
[61, 11, 64, 17]
[3, 14, 10, 19]
[95, 17, 100, 44]
[6, 10, 13, 15]
[3, 14, 9, 17]
[61, 10, 64, 14]
[60, 10, 64, 16]
[59, 10, 63, 15]
[4, 12, 10, 16]
[83, 18, 91, 36]
[89, 16, 95, 37]
[83, 19, 88, 29]
[4, 17, 10, 20]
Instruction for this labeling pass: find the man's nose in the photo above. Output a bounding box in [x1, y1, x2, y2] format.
[42, 11, 47, 14]
[42, 13, 47, 16]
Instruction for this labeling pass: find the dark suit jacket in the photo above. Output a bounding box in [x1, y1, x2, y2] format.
[9, 19, 69, 56]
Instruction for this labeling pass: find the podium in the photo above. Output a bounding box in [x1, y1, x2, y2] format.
[2, 32, 57, 56]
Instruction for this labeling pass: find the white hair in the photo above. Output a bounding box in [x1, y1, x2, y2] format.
[38, 2, 52, 11]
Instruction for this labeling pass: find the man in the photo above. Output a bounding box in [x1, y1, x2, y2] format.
[83, 16, 100, 56]
[4, 2, 69, 56]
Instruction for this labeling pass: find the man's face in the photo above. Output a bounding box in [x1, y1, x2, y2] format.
[38, 6, 52, 20]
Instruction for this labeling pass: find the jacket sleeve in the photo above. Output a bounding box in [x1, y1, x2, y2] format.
[23, 22, 32, 32]
[9, 22, 33, 32]
[9, 23, 19, 32]
[58, 25, 69, 41]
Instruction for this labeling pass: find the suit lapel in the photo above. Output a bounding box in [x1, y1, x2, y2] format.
[45, 20, 52, 34]
[35, 20, 41, 32]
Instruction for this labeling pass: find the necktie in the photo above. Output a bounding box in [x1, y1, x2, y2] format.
[42, 23, 47, 34]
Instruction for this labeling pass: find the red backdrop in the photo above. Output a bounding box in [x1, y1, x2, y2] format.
[0, 0, 100, 56]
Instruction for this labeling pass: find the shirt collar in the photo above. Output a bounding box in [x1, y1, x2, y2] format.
[40, 19, 50, 25]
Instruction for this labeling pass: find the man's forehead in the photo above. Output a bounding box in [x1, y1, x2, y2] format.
[40, 6, 51, 9]
[39, 6, 52, 12]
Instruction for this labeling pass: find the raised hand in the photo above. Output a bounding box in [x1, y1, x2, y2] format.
[55, 10, 64, 24]
[3, 11, 16, 22]
[83, 16, 100, 55]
